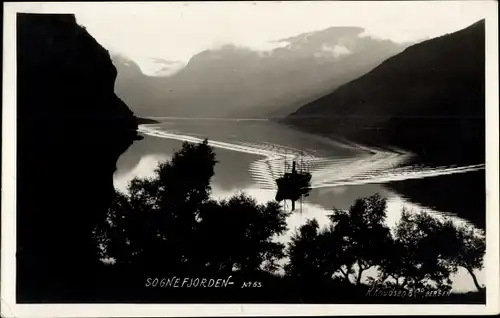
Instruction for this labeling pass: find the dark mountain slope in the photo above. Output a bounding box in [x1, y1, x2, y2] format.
[286, 20, 485, 166]
[16, 13, 140, 302]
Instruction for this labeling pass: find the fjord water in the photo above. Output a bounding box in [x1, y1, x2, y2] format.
[113, 118, 485, 291]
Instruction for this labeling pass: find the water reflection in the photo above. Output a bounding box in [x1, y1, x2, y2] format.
[115, 120, 484, 228]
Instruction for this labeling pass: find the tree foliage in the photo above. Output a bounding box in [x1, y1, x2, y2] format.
[379, 210, 486, 292]
[286, 196, 486, 292]
[94, 139, 290, 276]
[328, 194, 393, 284]
[379, 209, 455, 291]
[286, 194, 392, 285]
[198, 194, 290, 274]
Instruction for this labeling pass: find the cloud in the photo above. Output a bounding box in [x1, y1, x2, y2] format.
[320, 44, 352, 58]
[16, 1, 488, 64]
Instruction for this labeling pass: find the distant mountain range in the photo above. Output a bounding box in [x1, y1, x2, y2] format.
[285, 20, 485, 165]
[112, 26, 411, 118]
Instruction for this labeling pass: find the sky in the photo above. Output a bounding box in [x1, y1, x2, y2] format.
[16, 1, 489, 66]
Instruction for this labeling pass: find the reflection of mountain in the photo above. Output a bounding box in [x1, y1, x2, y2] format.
[286, 20, 485, 166]
[305, 184, 393, 212]
[115, 132, 175, 177]
[113, 27, 409, 118]
[387, 170, 485, 229]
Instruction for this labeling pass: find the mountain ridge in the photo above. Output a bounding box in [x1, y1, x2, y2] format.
[285, 19, 485, 165]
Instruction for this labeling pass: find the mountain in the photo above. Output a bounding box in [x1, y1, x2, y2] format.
[286, 20, 485, 165]
[112, 27, 410, 118]
[16, 13, 140, 301]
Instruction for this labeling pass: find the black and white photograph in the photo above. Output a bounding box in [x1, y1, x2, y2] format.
[1, 1, 499, 316]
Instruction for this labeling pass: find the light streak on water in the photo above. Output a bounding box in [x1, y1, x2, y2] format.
[139, 125, 485, 190]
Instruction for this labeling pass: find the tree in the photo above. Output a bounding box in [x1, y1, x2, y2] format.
[378, 209, 483, 292]
[93, 189, 137, 265]
[328, 194, 392, 285]
[143, 138, 216, 272]
[94, 139, 216, 272]
[438, 220, 486, 291]
[285, 194, 392, 286]
[197, 193, 290, 275]
[95, 139, 290, 279]
[285, 219, 328, 282]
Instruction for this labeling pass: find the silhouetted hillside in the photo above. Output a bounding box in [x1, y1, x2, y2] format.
[16, 13, 140, 302]
[286, 20, 485, 166]
[112, 27, 410, 118]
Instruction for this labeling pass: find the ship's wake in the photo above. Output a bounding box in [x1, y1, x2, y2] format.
[139, 125, 485, 190]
